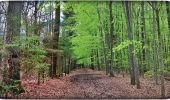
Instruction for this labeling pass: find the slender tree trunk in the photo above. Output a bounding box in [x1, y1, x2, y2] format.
[124, 2, 140, 88]
[124, 1, 135, 85]
[103, 6, 110, 74]
[166, 1, 170, 32]
[141, 1, 146, 78]
[166, 2, 170, 65]
[120, 14, 124, 77]
[34, 1, 38, 35]
[96, 3, 105, 71]
[155, 3, 165, 98]
[68, 56, 71, 74]
[64, 56, 67, 76]
[147, 9, 152, 75]
[37, 71, 40, 85]
[93, 3, 100, 70]
[97, 3, 108, 74]
[152, 2, 159, 85]
[90, 52, 95, 70]
[52, 1, 60, 78]
[109, 1, 114, 77]
[96, 50, 100, 70]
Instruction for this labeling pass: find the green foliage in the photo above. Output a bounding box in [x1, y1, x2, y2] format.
[145, 69, 170, 78]
[144, 70, 154, 77]
[164, 57, 170, 65]
[66, 2, 102, 65]
[71, 35, 101, 64]
[0, 80, 24, 96]
[0, 49, 10, 59]
[35, 62, 50, 73]
[59, 37, 72, 56]
[113, 40, 131, 52]
[20, 35, 50, 82]
[113, 40, 142, 54]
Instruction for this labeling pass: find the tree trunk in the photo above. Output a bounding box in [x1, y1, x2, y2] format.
[166, 1, 170, 65]
[124, 1, 135, 85]
[141, 1, 146, 78]
[90, 52, 95, 70]
[34, 1, 38, 35]
[52, 1, 60, 78]
[64, 56, 67, 76]
[68, 56, 71, 74]
[109, 1, 114, 77]
[6, 1, 23, 82]
[155, 3, 165, 98]
[124, 2, 140, 88]
[96, 3, 108, 74]
[96, 50, 100, 70]
[166, 1, 170, 32]
[151, 2, 159, 85]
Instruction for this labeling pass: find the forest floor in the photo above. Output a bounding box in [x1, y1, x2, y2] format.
[17, 68, 170, 99]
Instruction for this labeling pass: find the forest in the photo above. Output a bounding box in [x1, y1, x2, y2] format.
[0, 1, 170, 99]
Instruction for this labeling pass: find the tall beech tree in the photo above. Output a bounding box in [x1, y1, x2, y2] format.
[124, 1, 140, 88]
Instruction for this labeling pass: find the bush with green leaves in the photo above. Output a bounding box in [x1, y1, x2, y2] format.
[0, 80, 24, 97]
[144, 69, 170, 78]
[20, 36, 50, 84]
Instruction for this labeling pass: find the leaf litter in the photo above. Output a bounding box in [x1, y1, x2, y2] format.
[17, 68, 170, 99]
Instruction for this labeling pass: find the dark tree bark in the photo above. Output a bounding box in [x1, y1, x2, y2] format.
[51, 1, 60, 78]
[166, 1, 170, 55]
[124, 2, 140, 89]
[6, 1, 23, 81]
[124, 1, 135, 85]
[96, 50, 100, 70]
[90, 51, 95, 70]
[141, 1, 146, 77]
[109, 1, 114, 77]
[34, 1, 38, 35]
[166, 1, 170, 32]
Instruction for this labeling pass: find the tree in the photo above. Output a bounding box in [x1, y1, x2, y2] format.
[108, 1, 114, 77]
[51, 1, 60, 78]
[34, 1, 38, 35]
[6, 1, 23, 82]
[141, 1, 146, 77]
[166, 1, 170, 32]
[150, 1, 159, 85]
[96, 2, 107, 73]
[124, 1, 140, 88]
[155, 2, 165, 98]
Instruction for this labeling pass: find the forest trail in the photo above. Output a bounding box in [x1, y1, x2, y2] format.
[18, 69, 170, 99]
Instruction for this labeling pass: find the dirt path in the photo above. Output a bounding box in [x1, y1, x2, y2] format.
[64, 69, 131, 99]
[18, 68, 170, 99]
